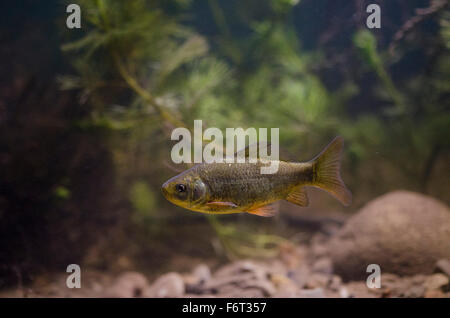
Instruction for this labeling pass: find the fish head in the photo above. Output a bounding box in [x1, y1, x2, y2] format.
[161, 170, 208, 210]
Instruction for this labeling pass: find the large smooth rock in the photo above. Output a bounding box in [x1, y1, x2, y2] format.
[328, 191, 450, 280]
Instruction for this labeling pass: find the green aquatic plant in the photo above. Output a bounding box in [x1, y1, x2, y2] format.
[61, 0, 300, 259]
[208, 216, 289, 259]
[352, 9, 450, 194]
[353, 29, 405, 115]
[129, 180, 156, 222]
[60, 0, 450, 262]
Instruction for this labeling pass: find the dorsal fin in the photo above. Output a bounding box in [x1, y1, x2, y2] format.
[233, 141, 271, 161]
[286, 186, 309, 207]
[247, 203, 279, 217]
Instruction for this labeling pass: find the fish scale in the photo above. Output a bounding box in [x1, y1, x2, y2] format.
[196, 161, 311, 207]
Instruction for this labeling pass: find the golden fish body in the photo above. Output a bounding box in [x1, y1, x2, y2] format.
[162, 137, 351, 217]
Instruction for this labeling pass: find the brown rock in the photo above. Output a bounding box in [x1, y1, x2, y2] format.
[214, 261, 255, 277]
[435, 259, 450, 277]
[200, 260, 277, 297]
[272, 289, 301, 298]
[328, 191, 450, 280]
[274, 288, 327, 298]
[192, 264, 211, 284]
[360, 272, 441, 298]
[424, 273, 449, 292]
[305, 273, 329, 289]
[344, 281, 379, 298]
[183, 264, 212, 289]
[286, 264, 310, 288]
[310, 234, 329, 258]
[203, 272, 255, 292]
[145, 272, 185, 298]
[424, 290, 448, 298]
[328, 275, 342, 291]
[298, 288, 326, 298]
[219, 288, 265, 298]
[279, 243, 307, 269]
[271, 274, 300, 298]
[107, 272, 149, 298]
[380, 274, 427, 298]
[312, 257, 333, 275]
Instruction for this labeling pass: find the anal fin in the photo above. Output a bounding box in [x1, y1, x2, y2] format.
[286, 186, 309, 207]
[247, 203, 279, 217]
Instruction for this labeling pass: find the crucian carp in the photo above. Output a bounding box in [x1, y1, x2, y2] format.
[162, 136, 352, 217]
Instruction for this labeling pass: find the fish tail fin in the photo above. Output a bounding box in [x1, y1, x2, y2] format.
[310, 136, 352, 206]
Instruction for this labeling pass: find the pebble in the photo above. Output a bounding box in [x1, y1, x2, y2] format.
[424, 273, 449, 292]
[305, 273, 329, 289]
[192, 264, 211, 284]
[435, 259, 450, 278]
[107, 271, 149, 298]
[312, 257, 333, 275]
[298, 288, 325, 298]
[145, 272, 185, 298]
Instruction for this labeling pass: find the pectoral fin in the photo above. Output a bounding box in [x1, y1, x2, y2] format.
[206, 201, 238, 208]
[247, 203, 279, 217]
[286, 186, 309, 207]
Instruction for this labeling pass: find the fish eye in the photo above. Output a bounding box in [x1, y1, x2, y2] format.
[175, 184, 186, 193]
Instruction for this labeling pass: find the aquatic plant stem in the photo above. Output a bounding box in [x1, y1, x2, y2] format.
[112, 52, 185, 129]
[112, 50, 286, 260]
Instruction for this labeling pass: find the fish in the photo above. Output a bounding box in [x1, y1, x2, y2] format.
[161, 136, 352, 217]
